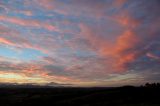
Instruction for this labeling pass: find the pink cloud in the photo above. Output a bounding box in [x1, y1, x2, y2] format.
[78, 15, 141, 72]
[146, 53, 160, 60]
[0, 15, 58, 31]
[0, 37, 15, 46]
[0, 25, 60, 54]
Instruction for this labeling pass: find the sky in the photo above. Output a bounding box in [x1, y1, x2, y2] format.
[0, 0, 159, 87]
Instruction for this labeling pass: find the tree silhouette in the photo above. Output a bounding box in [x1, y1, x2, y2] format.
[144, 82, 160, 88]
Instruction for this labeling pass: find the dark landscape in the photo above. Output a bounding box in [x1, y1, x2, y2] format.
[0, 83, 160, 106]
[0, 0, 160, 106]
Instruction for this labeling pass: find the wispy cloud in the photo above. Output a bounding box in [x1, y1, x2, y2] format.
[0, 0, 159, 86]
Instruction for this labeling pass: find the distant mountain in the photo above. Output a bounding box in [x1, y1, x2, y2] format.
[0, 82, 73, 88]
[46, 82, 73, 87]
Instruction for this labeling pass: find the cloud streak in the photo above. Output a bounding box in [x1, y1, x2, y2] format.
[0, 0, 159, 86]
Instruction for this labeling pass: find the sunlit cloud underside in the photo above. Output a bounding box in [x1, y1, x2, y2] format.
[0, 0, 160, 86]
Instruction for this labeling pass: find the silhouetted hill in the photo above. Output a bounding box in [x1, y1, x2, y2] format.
[0, 82, 72, 88]
[0, 85, 159, 106]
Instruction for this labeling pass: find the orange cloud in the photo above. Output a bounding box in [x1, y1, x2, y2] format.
[79, 18, 141, 72]
[0, 37, 15, 46]
[0, 25, 59, 54]
[114, 0, 127, 7]
[0, 15, 58, 31]
[110, 12, 140, 28]
[0, 35, 38, 52]
[114, 31, 140, 54]
[100, 30, 142, 71]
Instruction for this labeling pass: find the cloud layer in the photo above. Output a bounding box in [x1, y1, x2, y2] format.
[0, 0, 159, 86]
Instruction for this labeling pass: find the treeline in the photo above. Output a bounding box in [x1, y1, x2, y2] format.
[142, 82, 160, 88]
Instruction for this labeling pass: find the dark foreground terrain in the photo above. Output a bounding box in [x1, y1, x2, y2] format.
[0, 86, 160, 106]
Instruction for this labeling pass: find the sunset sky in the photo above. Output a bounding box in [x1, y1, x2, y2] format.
[0, 0, 159, 87]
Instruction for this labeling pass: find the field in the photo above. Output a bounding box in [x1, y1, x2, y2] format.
[0, 86, 160, 106]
